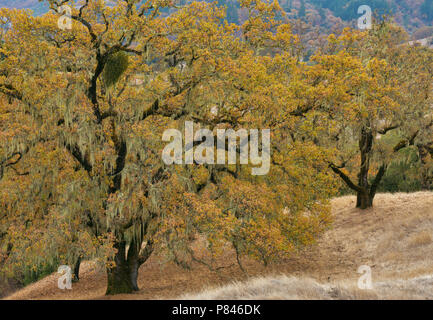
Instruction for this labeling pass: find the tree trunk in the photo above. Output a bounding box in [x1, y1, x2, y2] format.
[105, 240, 139, 295]
[105, 237, 153, 295]
[356, 127, 374, 209]
[330, 126, 389, 210]
[106, 261, 138, 295]
[356, 189, 373, 209]
[129, 258, 139, 292]
[73, 256, 81, 282]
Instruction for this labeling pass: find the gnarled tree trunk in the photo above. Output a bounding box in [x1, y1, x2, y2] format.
[106, 238, 153, 295]
[330, 127, 386, 210]
[356, 127, 374, 209]
[356, 189, 373, 209]
[73, 256, 81, 282]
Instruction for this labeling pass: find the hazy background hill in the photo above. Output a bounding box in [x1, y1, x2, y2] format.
[0, 0, 48, 15]
[1, 0, 433, 37]
[282, 0, 433, 37]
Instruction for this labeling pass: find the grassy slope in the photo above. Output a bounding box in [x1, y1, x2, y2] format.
[4, 191, 433, 300]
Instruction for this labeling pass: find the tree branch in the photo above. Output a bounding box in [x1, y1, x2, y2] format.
[329, 162, 363, 192]
[377, 124, 399, 135]
[393, 130, 419, 152]
[65, 142, 92, 173]
[138, 240, 153, 265]
[370, 163, 387, 199]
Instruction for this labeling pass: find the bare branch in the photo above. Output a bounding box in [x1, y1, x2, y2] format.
[329, 162, 363, 192]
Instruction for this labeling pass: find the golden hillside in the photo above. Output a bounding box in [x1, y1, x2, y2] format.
[4, 192, 433, 300]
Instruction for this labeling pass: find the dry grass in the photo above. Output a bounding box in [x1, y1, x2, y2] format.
[3, 191, 433, 300]
[179, 275, 378, 300]
[408, 231, 432, 248]
[180, 274, 433, 300]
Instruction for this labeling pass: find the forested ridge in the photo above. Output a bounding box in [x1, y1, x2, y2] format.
[3, 0, 433, 33]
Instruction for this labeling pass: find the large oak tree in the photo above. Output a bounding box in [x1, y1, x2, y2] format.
[0, 0, 336, 294]
[296, 22, 433, 209]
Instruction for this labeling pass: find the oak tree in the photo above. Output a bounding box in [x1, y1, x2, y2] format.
[0, 0, 335, 294]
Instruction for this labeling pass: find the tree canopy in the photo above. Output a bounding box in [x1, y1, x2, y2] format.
[0, 0, 338, 294]
[0, 0, 431, 294]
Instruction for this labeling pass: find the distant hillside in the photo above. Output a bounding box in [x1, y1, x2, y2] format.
[1, 0, 432, 34]
[0, 0, 48, 15]
[287, 0, 433, 34]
